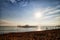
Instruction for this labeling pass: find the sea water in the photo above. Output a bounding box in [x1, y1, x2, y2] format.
[0, 26, 60, 34]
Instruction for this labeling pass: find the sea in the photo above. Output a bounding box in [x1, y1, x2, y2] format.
[0, 26, 60, 34]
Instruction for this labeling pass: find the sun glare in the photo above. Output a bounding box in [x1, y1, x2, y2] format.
[34, 11, 43, 19]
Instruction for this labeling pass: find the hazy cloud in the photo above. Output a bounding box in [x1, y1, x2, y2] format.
[41, 5, 60, 20]
[0, 0, 60, 26]
[9, 0, 16, 3]
[0, 20, 15, 26]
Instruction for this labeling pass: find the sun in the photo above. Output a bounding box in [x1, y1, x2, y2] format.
[34, 12, 43, 19]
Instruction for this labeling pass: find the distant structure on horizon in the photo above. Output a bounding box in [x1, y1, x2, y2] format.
[17, 25, 37, 28]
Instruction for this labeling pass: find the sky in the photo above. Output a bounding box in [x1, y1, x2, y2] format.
[0, 0, 60, 26]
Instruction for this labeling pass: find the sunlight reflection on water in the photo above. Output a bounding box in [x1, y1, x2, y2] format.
[0, 26, 60, 34]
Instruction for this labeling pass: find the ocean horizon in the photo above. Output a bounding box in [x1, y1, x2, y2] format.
[0, 26, 60, 34]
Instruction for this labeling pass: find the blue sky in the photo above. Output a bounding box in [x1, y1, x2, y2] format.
[0, 0, 60, 26]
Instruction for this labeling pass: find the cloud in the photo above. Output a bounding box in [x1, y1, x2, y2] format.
[9, 0, 16, 3]
[0, 0, 29, 9]
[43, 5, 60, 15]
[37, 5, 60, 26]
[0, 0, 60, 26]
[9, 0, 29, 6]
[15, 0, 29, 7]
[42, 5, 60, 19]
[33, 5, 60, 24]
[0, 19, 16, 26]
[0, 20, 9, 24]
